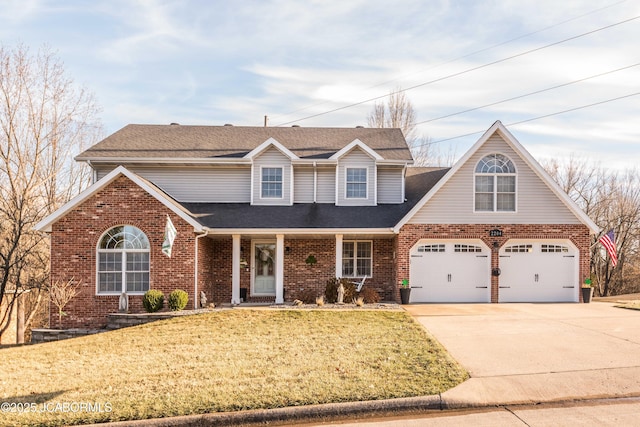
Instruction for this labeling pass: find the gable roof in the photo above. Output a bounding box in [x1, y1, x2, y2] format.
[393, 121, 600, 233]
[35, 166, 204, 233]
[329, 139, 384, 160]
[244, 137, 299, 160]
[76, 124, 413, 162]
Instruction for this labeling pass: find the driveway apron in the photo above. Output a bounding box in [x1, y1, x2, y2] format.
[405, 302, 640, 407]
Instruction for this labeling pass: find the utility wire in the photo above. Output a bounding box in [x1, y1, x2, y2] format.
[275, 14, 640, 127]
[270, 0, 630, 122]
[415, 62, 640, 125]
[418, 91, 640, 146]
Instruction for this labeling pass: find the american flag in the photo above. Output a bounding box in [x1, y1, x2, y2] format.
[599, 229, 618, 267]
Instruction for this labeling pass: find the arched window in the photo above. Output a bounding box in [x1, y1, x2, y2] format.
[97, 226, 150, 294]
[474, 153, 516, 212]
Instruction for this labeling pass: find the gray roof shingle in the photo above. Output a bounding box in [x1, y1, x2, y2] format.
[180, 167, 448, 229]
[77, 124, 413, 161]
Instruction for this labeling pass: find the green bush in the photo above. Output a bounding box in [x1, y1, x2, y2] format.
[358, 287, 381, 304]
[324, 278, 356, 303]
[142, 290, 164, 313]
[168, 289, 189, 311]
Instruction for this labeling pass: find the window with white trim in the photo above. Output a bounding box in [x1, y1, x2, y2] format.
[417, 244, 445, 253]
[475, 153, 516, 212]
[541, 244, 569, 253]
[97, 226, 150, 294]
[454, 244, 482, 253]
[261, 167, 283, 198]
[346, 168, 367, 198]
[342, 240, 372, 277]
[504, 244, 532, 253]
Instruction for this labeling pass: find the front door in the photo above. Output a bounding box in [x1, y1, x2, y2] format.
[252, 241, 276, 296]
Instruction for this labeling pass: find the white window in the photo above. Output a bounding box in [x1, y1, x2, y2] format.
[504, 244, 532, 253]
[541, 244, 569, 253]
[475, 154, 516, 212]
[342, 241, 372, 277]
[97, 226, 150, 294]
[454, 244, 482, 253]
[346, 168, 367, 198]
[261, 167, 283, 198]
[417, 244, 445, 253]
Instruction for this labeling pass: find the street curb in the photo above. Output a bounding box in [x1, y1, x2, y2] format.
[85, 395, 443, 427]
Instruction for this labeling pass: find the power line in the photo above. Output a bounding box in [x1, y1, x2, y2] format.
[275, 14, 640, 127]
[418, 91, 640, 147]
[415, 62, 640, 125]
[270, 0, 630, 122]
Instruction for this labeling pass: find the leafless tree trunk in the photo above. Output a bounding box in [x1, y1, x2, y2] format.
[0, 44, 101, 337]
[544, 157, 640, 296]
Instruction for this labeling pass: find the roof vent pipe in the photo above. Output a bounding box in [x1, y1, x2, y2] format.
[224, 123, 233, 126]
[292, 125, 300, 127]
[170, 123, 180, 125]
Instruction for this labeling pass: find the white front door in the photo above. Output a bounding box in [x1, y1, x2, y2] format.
[409, 239, 491, 303]
[499, 240, 578, 302]
[252, 241, 276, 296]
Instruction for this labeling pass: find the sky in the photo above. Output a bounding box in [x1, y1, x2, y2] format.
[1, 0, 638, 169]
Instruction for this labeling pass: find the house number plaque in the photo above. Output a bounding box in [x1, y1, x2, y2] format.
[489, 229, 503, 237]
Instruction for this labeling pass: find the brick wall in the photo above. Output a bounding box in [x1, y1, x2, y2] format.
[50, 176, 198, 328]
[397, 223, 591, 303]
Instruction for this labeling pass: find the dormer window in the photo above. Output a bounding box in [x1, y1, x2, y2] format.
[261, 167, 283, 198]
[474, 154, 516, 212]
[346, 168, 367, 199]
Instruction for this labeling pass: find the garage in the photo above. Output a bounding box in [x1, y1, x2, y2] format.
[409, 239, 491, 302]
[498, 240, 578, 302]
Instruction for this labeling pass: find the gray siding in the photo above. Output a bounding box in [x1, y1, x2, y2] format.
[336, 148, 376, 206]
[377, 167, 404, 204]
[294, 167, 314, 203]
[252, 147, 292, 205]
[316, 167, 336, 203]
[408, 134, 581, 224]
[97, 165, 251, 202]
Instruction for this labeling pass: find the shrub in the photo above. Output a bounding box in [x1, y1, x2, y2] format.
[297, 289, 318, 304]
[358, 287, 381, 304]
[142, 290, 164, 313]
[168, 289, 189, 311]
[324, 278, 357, 303]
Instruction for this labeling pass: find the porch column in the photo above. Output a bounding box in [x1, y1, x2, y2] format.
[232, 234, 241, 305]
[275, 234, 284, 304]
[335, 234, 343, 278]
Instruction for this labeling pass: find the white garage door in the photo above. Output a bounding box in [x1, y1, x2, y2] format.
[499, 240, 578, 302]
[409, 240, 491, 303]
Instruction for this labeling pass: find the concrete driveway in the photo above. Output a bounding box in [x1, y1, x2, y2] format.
[405, 302, 640, 407]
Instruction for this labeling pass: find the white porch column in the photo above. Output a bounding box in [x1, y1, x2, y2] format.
[335, 234, 343, 278]
[231, 234, 241, 305]
[275, 234, 285, 304]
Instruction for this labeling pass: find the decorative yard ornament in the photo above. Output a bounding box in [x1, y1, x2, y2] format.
[119, 292, 129, 313]
[337, 282, 345, 304]
[200, 291, 207, 308]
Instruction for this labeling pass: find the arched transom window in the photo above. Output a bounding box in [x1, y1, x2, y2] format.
[97, 225, 150, 294]
[474, 153, 516, 212]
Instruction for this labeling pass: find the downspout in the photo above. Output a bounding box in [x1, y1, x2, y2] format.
[194, 230, 209, 310]
[313, 161, 317, 203]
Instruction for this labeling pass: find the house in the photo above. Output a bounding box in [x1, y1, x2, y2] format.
[36, 120, 598, 328]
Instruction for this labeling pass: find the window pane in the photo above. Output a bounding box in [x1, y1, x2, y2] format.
[342, 242, 354, 258]
[346, 168, 367, 198]
[475, 176, 493, 192]
[127, 253, 149, 272]
[497, 193, 515, 211]
[99, 252, 122, 272]
[356, 258, 371, 276]
[98, 273, 121, 293]
[475, 154, 515, 173]
[126, 272, 150, 293]
[100, 226, 149, 249]
[261, 168, 283, 198]
[475, 193, 493, 211]
[497, 176, 515, 192]
[357, 242, 371, 258]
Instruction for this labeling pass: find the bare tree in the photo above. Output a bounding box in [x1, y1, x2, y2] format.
[544, 157, 640, 296]
[49, 278, 79, 328]
[0, 44, 101, 337]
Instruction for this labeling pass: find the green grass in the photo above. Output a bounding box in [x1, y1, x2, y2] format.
[0, 310, 467, 426]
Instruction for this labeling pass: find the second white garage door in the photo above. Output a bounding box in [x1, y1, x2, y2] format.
[409, 239, 491, 303]
[498, 240, 578, 302]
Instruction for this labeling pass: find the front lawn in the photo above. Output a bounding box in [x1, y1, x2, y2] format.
[0, 309, 467, 426]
